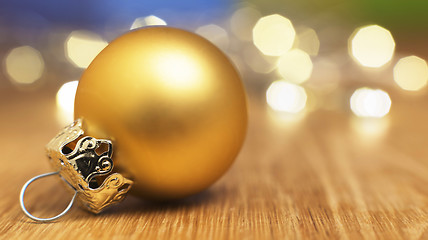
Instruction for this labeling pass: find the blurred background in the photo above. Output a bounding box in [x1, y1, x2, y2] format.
[3, 2, 428, 235]
[1, 0, 428, 133]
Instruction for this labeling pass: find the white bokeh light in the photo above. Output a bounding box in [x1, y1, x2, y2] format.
[253, 14, 296, 56]
[130, 15, 167, 30]
[277, 49, 313, 84]
[350, 88, 391, 118]
[393, 56, 428, 91]
[4, 46, 44, 85]
[350, 25, 395, 68]
[56, 81, 79, 124]
[65, 30, 108, 68]
[266, 80, 307, 113]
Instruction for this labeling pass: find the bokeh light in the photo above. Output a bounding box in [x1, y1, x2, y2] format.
[229, 6, 262, 41]
[350, 25, 395, 68]
[56, 80, 79, 124]
[277, 49, 313, 84]
[294, 27, 320, 56]
[195, 24, 229, 50]
[65, 30, 108, 68]
[4, 46, 44, 85]
[393, 56, 428, 91]
[266, 80, 307, 113]
[253, 14, 296, 56]
[350, 88, 391, 118]
[130, 15, 167, 30]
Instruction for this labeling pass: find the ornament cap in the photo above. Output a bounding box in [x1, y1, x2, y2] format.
[20, 119, 133, 222]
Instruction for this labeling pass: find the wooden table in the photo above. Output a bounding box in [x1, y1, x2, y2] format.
[1, 87, 428, 239]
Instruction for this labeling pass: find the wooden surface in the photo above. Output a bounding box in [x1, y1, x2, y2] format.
[1, 88, 428, 239]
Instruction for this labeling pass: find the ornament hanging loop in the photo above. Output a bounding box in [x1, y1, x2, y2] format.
[19, 171, 77, 223]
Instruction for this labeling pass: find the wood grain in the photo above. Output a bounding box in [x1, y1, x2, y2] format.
[1, 88, 428, 239]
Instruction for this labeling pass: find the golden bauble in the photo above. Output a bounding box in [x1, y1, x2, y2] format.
[74, 27, 247, 200]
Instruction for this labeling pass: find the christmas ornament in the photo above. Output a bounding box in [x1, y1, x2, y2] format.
[20, 26, 248, 222]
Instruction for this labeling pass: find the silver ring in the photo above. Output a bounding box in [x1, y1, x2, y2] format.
[19, 172, 77, 222]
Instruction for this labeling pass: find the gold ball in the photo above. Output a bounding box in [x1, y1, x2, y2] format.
[74, 27, 247, 200]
